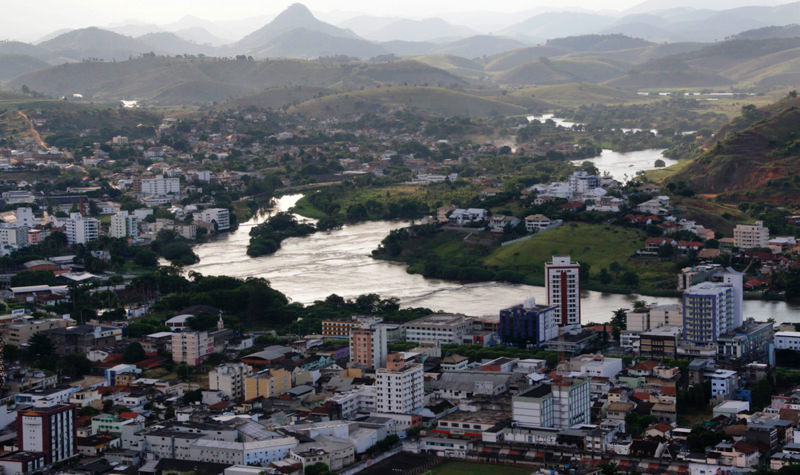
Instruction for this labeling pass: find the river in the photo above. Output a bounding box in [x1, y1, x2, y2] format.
[571, 149, 677, 182]
[187, 195, 800, 323]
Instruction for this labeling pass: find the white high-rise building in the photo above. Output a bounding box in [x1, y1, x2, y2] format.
[64, 213, 99, 244]
[17, 403, 76, 465]
[140, 175, 180, 197]
[375, 354, 423, 415]
[512, 377, 590, 429]
[552, 377, 590, 428]
[209, 363, 253, 401]
[109, 211, 139, 239]
[545, 256, 581, 326]
[733, 221, 769, 249]
[681, 268, 743, 348]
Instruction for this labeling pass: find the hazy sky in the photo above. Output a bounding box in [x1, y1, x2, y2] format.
[2, 0, 795, 41]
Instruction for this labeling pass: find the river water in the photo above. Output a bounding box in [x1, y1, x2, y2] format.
[187, 195, 800, 323]
[571, 149, 677, 183]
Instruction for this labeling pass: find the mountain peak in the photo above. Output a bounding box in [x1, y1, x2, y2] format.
[276, 3, 316, 21]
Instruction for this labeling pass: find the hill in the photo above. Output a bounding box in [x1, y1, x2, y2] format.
[735, 24, 800, 40]
[495, 57, 626, 87]
[248, 28, 386, 59]
[220, 86, 331, 110]
[234, 3, 360, 54]
[7, 57, 462, 105]
[290, 86, 529, 118]
[501, 12, 617, 41]
[483, 46, 571, 72]
[363, 18, 477, 42]
[410, 55, 487, 80]
[37, 27, 155, 61]
[0, 55, 50, 81]
[546, 34, 654, 52]
[504, 83, 646, 108]
[670, 93, 800, 203]
[432, 35, 527, 59]
[137, 32, 217, 56]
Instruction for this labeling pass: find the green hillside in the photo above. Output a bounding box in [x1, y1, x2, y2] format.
[494, 57, 625, 86]
[7, 57, 463, 105]
[220, 86, 331, 110]
[670, 93, 800, 203]
[290, 86, 528, 118]
[0, 54, 50, 81]
[411, 54, 487, 80]
[483, 46, 571, 72]
[504, 83, 647, 108]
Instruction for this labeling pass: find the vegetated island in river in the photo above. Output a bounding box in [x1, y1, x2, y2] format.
[247, 212, 317, 257]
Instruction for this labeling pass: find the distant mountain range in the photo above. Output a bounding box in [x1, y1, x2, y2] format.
[3, 2, 800, 108]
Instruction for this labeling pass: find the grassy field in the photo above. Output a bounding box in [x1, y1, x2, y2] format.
[430, 461, 534, 475]
[485, 222, 675, 291]
[641, 158, 694, 183]
[671, 196, 748, 235]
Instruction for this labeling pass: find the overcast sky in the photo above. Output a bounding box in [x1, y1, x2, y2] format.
[2, 0, 795, 41]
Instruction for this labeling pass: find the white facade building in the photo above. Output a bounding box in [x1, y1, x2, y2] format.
[403, 314, 472, 345]
[209, 363, 254, 401]
[776, 332, 800, 351]
[196, 208, 231, 231]
[375, 355, 423, 415]
[545, 256, 581, 326]
[64, 213, 99, 244]
[733, 221, 769, 250]
[140, 175, 180, 197]
[109, 211, 139, 239]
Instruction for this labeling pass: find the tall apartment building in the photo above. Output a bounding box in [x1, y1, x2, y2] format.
[545, 256, 581, 326]
[139, 175, 180, 197]
[349, 324, 387, 370]
[6, 318, 69, 346]
[17, 403, 76, 464]
[626, 304, 682, 332]
[171, 332, 214, 366]
[64, 213, 99, 245]
[512, 377, 590, 429]
[733, 221, 769, 249]
[499, 299, 558, 345]
[682, 269, 743, 348]
[244, 368, 292, 401]
[375, 353, 423, 415]
[109, 211, 139, 239]
[568, 171, 600, 195]
[403, 314, 472, 345]
[322, 316, 382, 339]
[209, 363, 253, 401]
[195, 208, 230, 231]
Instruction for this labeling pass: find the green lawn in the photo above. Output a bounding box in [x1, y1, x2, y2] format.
[430, 461, 534, 475]
[484, 222, 675, 291]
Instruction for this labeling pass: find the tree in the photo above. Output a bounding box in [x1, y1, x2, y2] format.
[2, 344, 19, 362]
[305, 463, 335, 475]
[26, 333, 54, 364]
[123, 342, 146, 363]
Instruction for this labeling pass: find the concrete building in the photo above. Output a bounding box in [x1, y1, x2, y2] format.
[244, 368, 291, 401]
[209, 363, 254, 401]
[139, 175, 180, 197]
[682, 270, 743, 348]
[196, 208, 230, 231]
[707, 369, 738, 399]
[776, 331, 800, 351]
[172, 331, 214, 366]
[403, 314, 473, 345]
[6, 318, 69, 346]
[375, 353, 423, 414]
[640, 326, 682, 359]
[349, 324, 387, 370]
[109, 211, 139, 239]
[512, 376, 590, 429]
[64, 213, 99, 245]
[499, 299, 558, 345]
[545, 256, 581, 326]
[734, 221, 769, 249]
[717, 319, 773, 362]
[17, 403, 77, 465]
